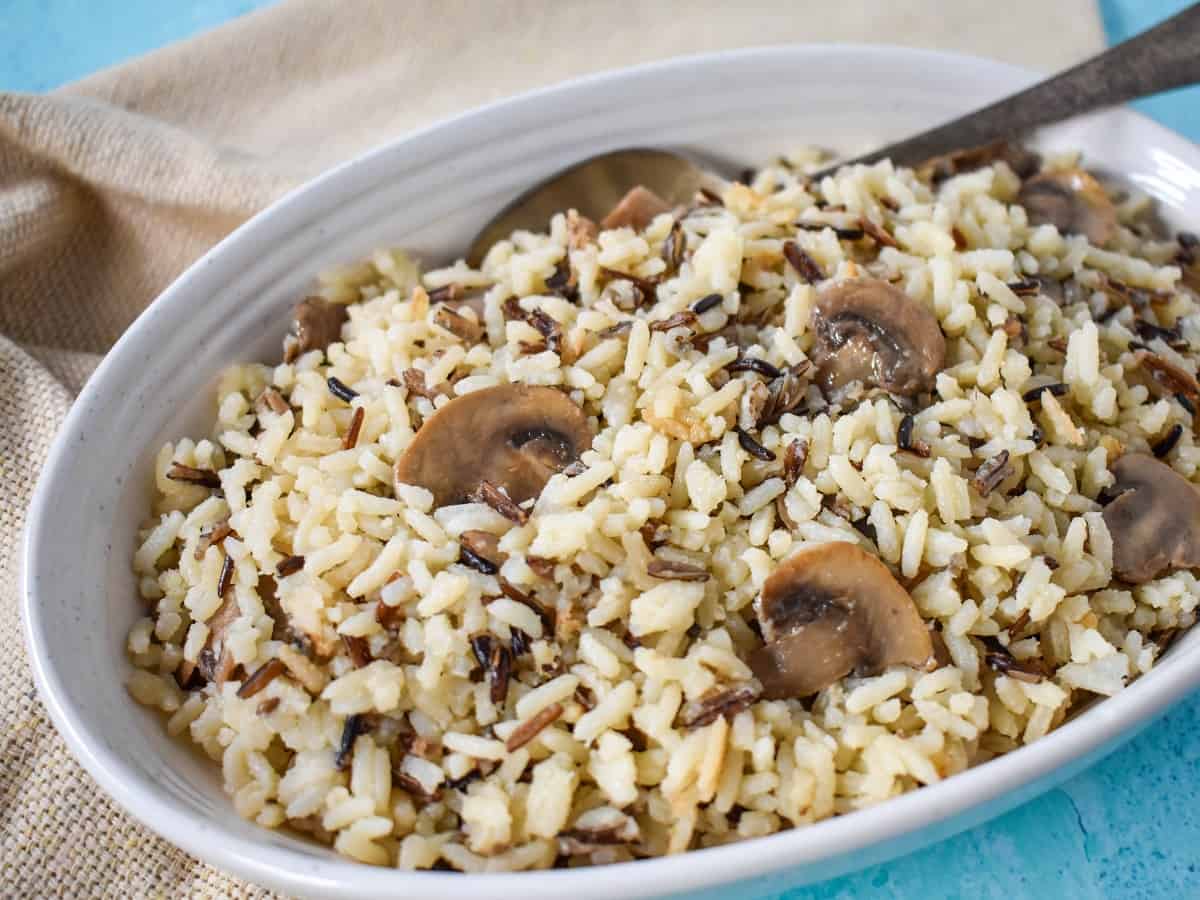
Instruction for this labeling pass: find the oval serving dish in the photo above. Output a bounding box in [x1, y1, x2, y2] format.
[23, 45, 1200, 899]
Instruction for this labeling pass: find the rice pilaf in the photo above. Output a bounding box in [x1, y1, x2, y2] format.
[127, 146, 1200, 870]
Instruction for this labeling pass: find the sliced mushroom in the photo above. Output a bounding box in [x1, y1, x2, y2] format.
[748, 541, 933, 698]
[289, 296, 348, 357]
[600, 185, 672, 232]
[809, 278, 945, 401]
[394, 383, 594, 508]
[1017, 168, 1117, 247]
[1102, 453, 1200, 583]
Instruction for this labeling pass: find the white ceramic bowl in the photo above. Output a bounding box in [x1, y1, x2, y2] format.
[23, 45, 1200, 899]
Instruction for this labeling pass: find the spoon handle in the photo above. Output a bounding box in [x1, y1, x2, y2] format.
[834, 3, 1200, 171]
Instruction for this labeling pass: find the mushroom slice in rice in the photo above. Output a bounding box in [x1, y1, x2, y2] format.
[1017, 168, 1118, 247]
[809, 278, 946, 401]
[1102, 453, 1200, 583]
[748, 541, 934, 698]
[394, 383, 595, 508]
[289, 296, 348, 356]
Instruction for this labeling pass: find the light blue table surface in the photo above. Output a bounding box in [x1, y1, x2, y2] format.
[4, 2, 1198, 898]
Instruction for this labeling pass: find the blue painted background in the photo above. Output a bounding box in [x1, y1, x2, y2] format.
[3, 1, 1198, 897]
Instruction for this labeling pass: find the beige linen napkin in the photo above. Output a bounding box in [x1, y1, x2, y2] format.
[0, 0, 1102, 894]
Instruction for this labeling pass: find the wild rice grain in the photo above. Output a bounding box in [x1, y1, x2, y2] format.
[469, 634, 512, 705]
[342, 634, 372, 669]
[335, 715, 366, 770]
[646, 558, 710, 582]
[427, 283, 463, 304]
[505, 702, 564, 752]
[488, 642, 512, 705]
[341, 407, 365, 450]
[897, 414, 930, 457]
[236, 658, 286, 699]
[527, 308, 562, 354]
[510, 628, 532, 658]
[727, 356, 782, 379]
[166, 463, 221, 489]
[663, 220, 686, 272]
[981, 637, 1044, 683]
[497, 579, 553, 632]
[735, 427, 776, 462]
[678, 683, 761, 729]
[782, 241, 825, 283]
[796, 221, 865, 240]
[650, 311, 698, 333]
[784, 439, 809, 487]
[1007, 609, 1031, 639]
[276, 555, 305, 577]
[692, 293, 724, 314]
[459, 544, 498, 575]
[256, 697, 281, 716]
[598, 320, 634, 339]
[972, 450, 1013, 497]
[216, 553, 234, 598]
[545, 259, 573, 293]
[326, 376, 358, 403]
[1134, 319, 1185, 348]
[260, 387, 290, 415]
[859, 215, 898, 248]
[1152, 423, 1184, 458]
[194, 520, 233, 560]
[470, 480, 529, 524]
[1022, 383, 1069, 404]
[599, 266, 659, 299]
[401, 367, 440, 400]
[1006, 277, 1041, 296]
[434, 305, 484, 344]
[525, 555, 556, 579]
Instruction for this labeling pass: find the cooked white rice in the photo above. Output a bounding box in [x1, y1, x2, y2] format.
[128, 147, 1199, 870]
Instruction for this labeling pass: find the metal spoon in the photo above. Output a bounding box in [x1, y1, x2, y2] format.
[467, 3, 1200, 266]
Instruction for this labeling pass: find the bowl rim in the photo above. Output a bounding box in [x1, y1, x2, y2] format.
[22, 41, 1200, 898]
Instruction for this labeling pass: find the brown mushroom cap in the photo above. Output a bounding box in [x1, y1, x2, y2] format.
[394, 383, 594, 508]
[291, 296, 348, 355]
[809, 278, 946, 401]
[1017, 168, 1117, 247]
[748, 541, 934, 698]
[1102, 453, 1200, 583]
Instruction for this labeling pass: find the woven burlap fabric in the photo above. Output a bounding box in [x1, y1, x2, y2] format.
[0, 1, 1103, 895]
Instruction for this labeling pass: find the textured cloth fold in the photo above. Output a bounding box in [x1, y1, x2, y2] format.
[0, 0, 1102, 894]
